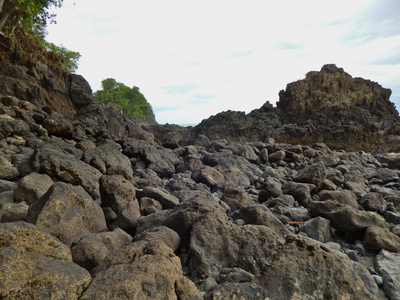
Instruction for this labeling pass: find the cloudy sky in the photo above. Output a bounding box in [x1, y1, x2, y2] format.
[46, 0, 400, 125]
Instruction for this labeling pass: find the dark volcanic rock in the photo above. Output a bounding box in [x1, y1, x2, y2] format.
[186, 64, 400, 153]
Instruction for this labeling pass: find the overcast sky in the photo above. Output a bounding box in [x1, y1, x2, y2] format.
[46, 0, 400, 125]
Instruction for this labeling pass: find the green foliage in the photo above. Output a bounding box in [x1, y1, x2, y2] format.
[0, 0, 81, 73]
[0, 0, 63, 35]
[43, 41, 81, 72]
[94, 78, 154, 120]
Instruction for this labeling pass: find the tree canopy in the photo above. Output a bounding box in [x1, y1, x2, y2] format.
[0, 0, 62, 35]
[0, 0, 80, 73]
[94, 78, 154, 120]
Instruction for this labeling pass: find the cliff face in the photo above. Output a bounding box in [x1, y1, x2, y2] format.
[188, 64, 400, 153]
[0, 31, 154, 142]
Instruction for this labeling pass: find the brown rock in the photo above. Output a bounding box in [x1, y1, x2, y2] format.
[81, 240, 201, 299]
[364, 226, 400, 252]
[319, 190, 358, 209]
[0, 222, 91, 299]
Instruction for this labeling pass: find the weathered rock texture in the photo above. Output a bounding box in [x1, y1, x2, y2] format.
[186, 64, 400, 153]
[2, 32, 400, 299]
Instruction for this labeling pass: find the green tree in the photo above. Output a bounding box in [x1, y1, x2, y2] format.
[0, 0, 62, 35]
[94, 78, 154, 120]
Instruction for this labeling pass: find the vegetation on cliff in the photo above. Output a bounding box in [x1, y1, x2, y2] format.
[93, 78, 155, 121]
[0, 0, 80, 73]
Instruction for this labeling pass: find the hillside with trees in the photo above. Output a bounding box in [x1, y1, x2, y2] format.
[93, 78, 155, 122]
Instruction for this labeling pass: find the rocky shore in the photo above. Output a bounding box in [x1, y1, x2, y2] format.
[2, 33, 400, 299]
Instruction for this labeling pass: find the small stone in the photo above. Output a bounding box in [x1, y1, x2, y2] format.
[372, 275, 383, 286]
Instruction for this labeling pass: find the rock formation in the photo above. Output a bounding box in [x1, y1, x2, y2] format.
[189, 64, 400, 153]
[2, 32, 400, 299]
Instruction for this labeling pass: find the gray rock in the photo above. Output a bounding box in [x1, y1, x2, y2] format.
[14, 172, 54, 204]
[0, 202, 29, 222]
[374, 168, 399, 183]
[298, 216, 331, 242]
[282, 181, 313, 207]
[81, 240, 201, 299]
[0, 179, 16, 193]
[99, 175, 141, 231]
[69, 74, 95, 107]
[308, 200, 385, 233]
[139, 197, 163, 215]
[268, 150, 286, 162]
[27, 182, 108, 247]
[319, 190, 358, 209]
[0, 165, 19, 180]
[137, 186, 180, 209]
[294, 161, 327, 190]
[344, 260, 379, 297]
[376, 250, 400, 300]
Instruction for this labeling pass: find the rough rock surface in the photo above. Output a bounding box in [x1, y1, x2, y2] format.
[3, 35, 400, 299]
[0, 222, 91, 299]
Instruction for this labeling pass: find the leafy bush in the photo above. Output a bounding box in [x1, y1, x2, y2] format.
[94, 78, 154, 120]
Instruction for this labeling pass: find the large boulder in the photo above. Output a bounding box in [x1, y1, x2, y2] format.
[294, 161, 327, 190]
[27, 147, 102, 199]
[308, 200, 385, 234]
[27, 182, 108, 247]
[14, 172, 54, 204]
[71, 228, 132, 271]
[190, 213, 376, 299]
[0, 222, 91, 299]
[81, 240, 202, 299]
[99, 175, 141, 231]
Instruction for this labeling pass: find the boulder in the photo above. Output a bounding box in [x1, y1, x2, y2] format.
[136, 186, 180, 209]
[28, 147, 102, 198]
[0, 222, 91, 299]
[298, 216, 331, 243]
[308, 200, 385, 234]
[221, 185, 254, 211]
[364, 226, 400, 252]
[81, 240, 202, 299]
[71, 228, 132, 271]
[14, 172, 54, 204]
[360, 192, 387, 213]
[192, 165, 225, 187]
[99, 175, 141, 231]
[282, 181, 313, 207]
[318, 190, 358, 209]
[69, 74, 95, 107]
[139, 197, 163, 215]
[231, 205, 290, 238]
[133, 225, 181, 252]
[376, 250, 400, 300]
[294, 161, 327, 190]
[83, 140, 133, 177]
[27, 182, 108, 247]
[0, 202, 28, 222]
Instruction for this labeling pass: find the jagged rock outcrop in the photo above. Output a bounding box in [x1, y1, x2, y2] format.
[186, 64, 400, 153]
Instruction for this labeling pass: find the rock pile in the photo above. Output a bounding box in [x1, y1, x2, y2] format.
[3, 91, 400, 298]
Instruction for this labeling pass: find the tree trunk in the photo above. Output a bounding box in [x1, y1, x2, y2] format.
[0, 0, 8, 31]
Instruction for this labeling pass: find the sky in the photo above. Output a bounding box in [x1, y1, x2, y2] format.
[46, 0, 400, 125]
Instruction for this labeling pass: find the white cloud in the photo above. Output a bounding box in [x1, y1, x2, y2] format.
[47, 0, 400, 124]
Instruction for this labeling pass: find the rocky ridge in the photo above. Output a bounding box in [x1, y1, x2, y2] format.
[2, 33, 400, 299]
[187, 64, 400, 153]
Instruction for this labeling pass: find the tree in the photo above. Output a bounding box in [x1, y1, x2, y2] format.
[94, 78, 154, 120]
[0, 0, 63, 35]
